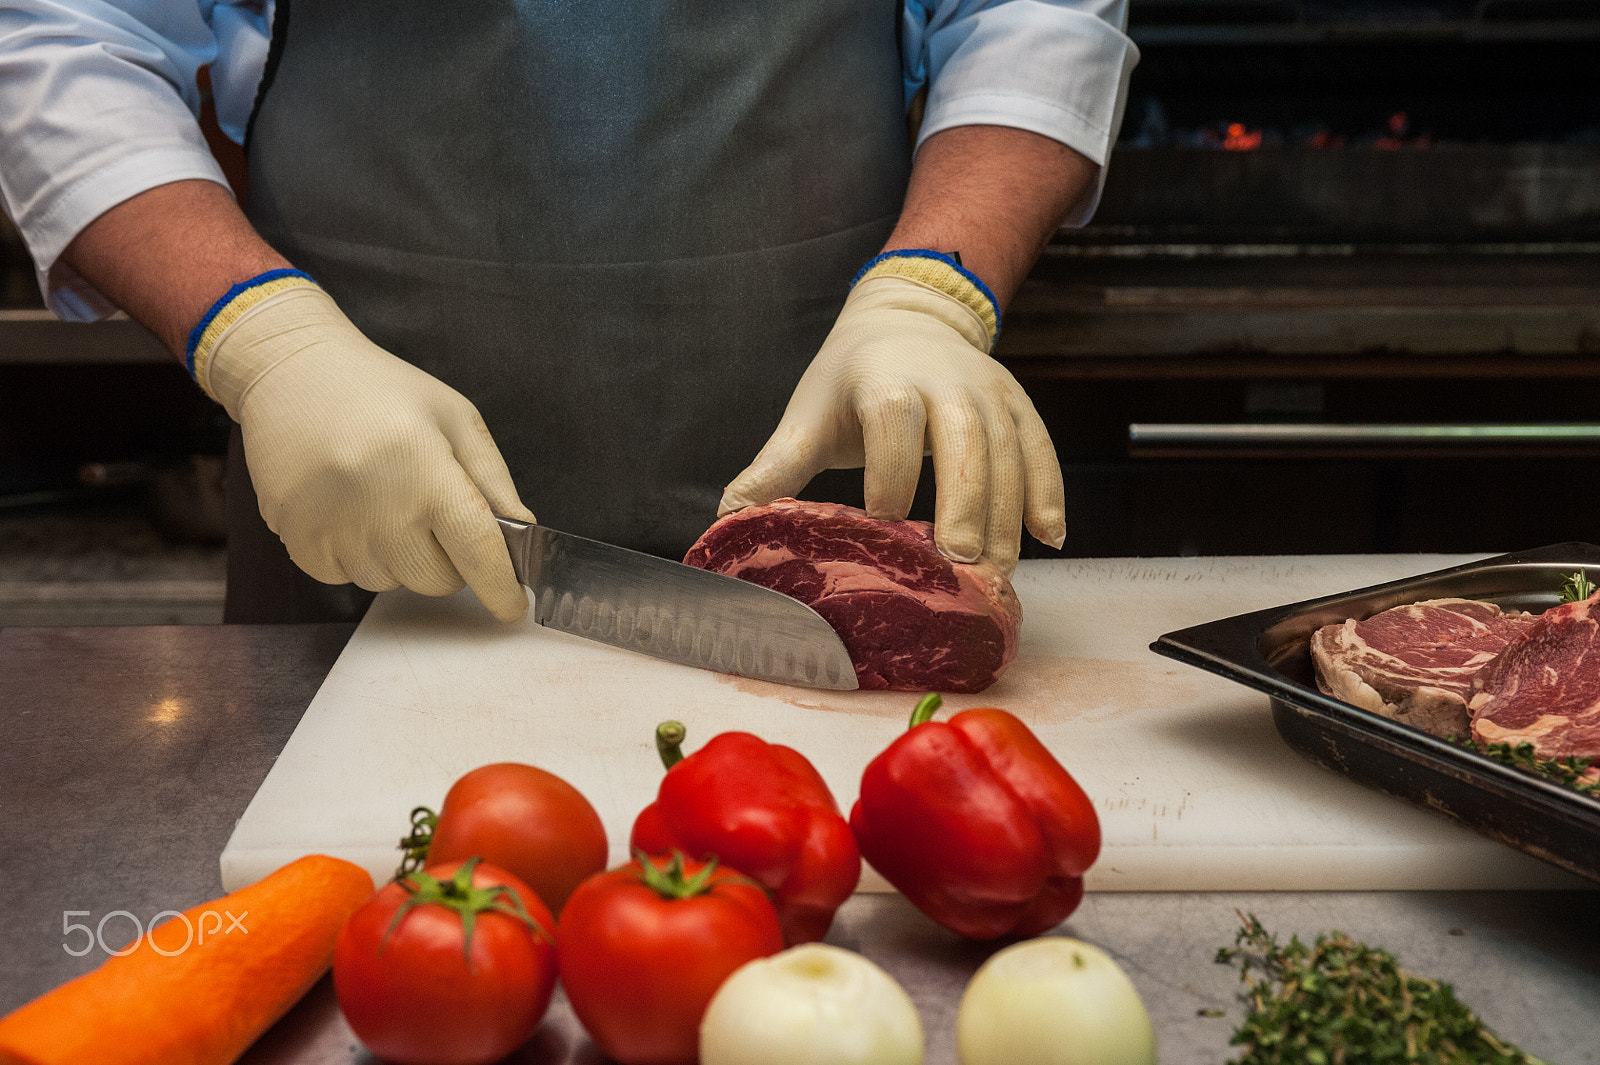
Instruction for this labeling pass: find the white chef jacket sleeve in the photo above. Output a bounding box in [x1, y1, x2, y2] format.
[0, 1, 269, 321]
[904, 0, 1139, 225]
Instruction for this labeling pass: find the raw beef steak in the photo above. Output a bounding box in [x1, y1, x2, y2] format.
[684, 499, 1021, 693]
[1310, 599, 1537, 738]
[1468, 592, 1600, 760]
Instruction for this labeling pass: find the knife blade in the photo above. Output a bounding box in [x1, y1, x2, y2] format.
[497, 517, 859, 690]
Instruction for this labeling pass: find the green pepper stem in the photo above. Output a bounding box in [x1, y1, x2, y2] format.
[656, 720, 688, 770]
[908, 693, 943, 730]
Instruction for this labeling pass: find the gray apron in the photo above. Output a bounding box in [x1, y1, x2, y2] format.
[226, 0, 910, 622]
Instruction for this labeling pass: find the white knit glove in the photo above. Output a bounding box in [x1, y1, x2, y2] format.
[192, 275, 534, 621]
[719, 255, 1066, 576]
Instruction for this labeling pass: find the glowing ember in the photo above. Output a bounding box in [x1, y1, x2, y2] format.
[1373, 111, 1432, 150]
[1121, 98, 1446, 150]
[1223, 122, 1263, 151]
[1375, 111, 1407, 149]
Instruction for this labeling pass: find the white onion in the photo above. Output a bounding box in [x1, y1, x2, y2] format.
[956, 937, 1157, 1065]
[699, 943, 924, 1065]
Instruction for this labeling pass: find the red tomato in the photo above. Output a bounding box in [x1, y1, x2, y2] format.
[334, 859, 557, 1065]
[425, 762, 607, 914]
[557, 853, 785, 1065]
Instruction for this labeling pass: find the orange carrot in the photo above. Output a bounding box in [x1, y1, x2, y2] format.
[0, 855, 373, 1065]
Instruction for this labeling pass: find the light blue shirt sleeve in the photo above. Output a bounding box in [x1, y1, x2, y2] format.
[0, 0, 270, 320]
[3, 0, 1131, 320]
[904, 0, 1139, 225]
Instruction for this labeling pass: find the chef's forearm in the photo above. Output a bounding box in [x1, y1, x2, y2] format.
[59, 179, 292, 358]
[881, 125, 1097, 311]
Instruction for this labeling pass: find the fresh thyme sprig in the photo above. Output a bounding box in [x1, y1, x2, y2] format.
[1445, 737, 1600, 798]
[1217, 914, 1545, 1065]
[1559, 570, 1595, 604]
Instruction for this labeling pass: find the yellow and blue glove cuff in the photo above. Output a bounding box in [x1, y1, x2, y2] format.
[850, 250, 1001, 346]
[186, 268, 320, 399]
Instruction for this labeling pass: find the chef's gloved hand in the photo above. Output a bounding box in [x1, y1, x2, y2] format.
[719, 251, 1066, 576]
[189, 270, 534, 621]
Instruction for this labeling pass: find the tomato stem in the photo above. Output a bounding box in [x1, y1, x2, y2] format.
[396, 806, 438, 877]
[908, 693, 943, 730]
[632, 848, 722, 899]
[656, 721, 688, 770]
[384, 857, 552, 966]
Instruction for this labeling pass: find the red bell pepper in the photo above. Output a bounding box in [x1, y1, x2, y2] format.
[850, 694, 1100, 940]
[630, 722, 860, 945]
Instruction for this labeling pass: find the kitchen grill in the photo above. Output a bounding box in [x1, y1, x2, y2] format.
[1002, 0, 1600, 558]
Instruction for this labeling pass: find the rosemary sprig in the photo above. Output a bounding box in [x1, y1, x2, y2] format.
[1217, 914, 1545, 1065]
[1559, 570, 1595, 604]
[1445, 737, 1600, 799]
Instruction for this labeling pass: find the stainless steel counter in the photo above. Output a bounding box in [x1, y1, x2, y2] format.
[3, 624, 1597, 1064]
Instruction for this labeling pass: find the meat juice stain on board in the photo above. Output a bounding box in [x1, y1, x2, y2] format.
[711, 672, 907, 720]
[713, 654, 1198, 726]
[988, 655, 1204, 726]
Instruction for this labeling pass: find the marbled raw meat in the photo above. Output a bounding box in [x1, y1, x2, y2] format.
[1468, 591, 1600, 760]
[685, 499, 1021, 693]
[1310, 599, 1537, 737]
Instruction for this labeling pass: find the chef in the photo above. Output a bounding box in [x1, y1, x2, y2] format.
[0, 1, 1137, 624]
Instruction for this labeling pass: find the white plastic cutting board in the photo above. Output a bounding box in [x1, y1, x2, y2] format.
[221, 555, 1588, 893]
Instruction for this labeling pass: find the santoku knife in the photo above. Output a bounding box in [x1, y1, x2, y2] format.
[497, 517, 859, 690]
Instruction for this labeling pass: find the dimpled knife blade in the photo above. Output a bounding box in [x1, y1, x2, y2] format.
[497, 517, 859, 690]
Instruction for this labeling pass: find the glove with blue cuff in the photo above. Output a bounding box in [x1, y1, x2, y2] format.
[719, 251, 1067, 576]
[189, 271, 534, 621]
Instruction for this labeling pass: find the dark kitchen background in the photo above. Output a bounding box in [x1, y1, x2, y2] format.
[3, 0, 1598, 623]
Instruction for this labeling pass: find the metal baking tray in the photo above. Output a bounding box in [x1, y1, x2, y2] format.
[1150, 543, 1600, 884]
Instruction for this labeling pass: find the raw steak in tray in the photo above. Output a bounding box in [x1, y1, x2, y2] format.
[1151, 544, 1600, 885]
